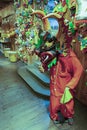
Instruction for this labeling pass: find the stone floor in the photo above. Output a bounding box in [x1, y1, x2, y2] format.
[0, 54, 87, 130]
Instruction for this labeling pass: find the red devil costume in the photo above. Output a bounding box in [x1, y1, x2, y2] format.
[49, 48, 83, 122]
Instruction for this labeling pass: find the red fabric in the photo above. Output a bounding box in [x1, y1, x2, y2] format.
[60, 99, 74, 118]
[50, 95, 74, 120]
[49, 49, 83, 120]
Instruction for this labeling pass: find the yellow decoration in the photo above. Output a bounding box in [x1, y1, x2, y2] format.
[3, 48, 11, 57]
[9, 51, 18, 62]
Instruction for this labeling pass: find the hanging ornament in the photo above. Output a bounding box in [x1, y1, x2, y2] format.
[17, 16, 23, 24]
[26, 31, 30, 37]
[23, 0, 28, 7]
[28, 0, 33, 5]
[21, 9, 29, 17]
[14, 1, 20, 9]
[36, 0, 41, 3]
[68, 21, 76, 35]
[43, 0, 48, 5]
[15, 29, 20, 35]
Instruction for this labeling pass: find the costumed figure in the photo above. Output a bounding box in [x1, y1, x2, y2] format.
[32, 0, 83, 125]
[39, 35, 83, 125]
[37, 0, 83, 125]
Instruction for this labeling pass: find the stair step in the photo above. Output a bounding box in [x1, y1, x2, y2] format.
[17, 66, 50, 96]
[27, 64, 50, 85]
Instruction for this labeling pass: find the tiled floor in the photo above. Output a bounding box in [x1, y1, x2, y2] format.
[0, 54, 87, 130]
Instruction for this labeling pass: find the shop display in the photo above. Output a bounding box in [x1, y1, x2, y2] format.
[0, 0, 87, 105]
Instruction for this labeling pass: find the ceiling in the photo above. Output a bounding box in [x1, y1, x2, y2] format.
[0, 0, 14, 10]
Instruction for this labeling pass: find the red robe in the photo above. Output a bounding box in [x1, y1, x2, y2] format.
[49, 49, 83, 120]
